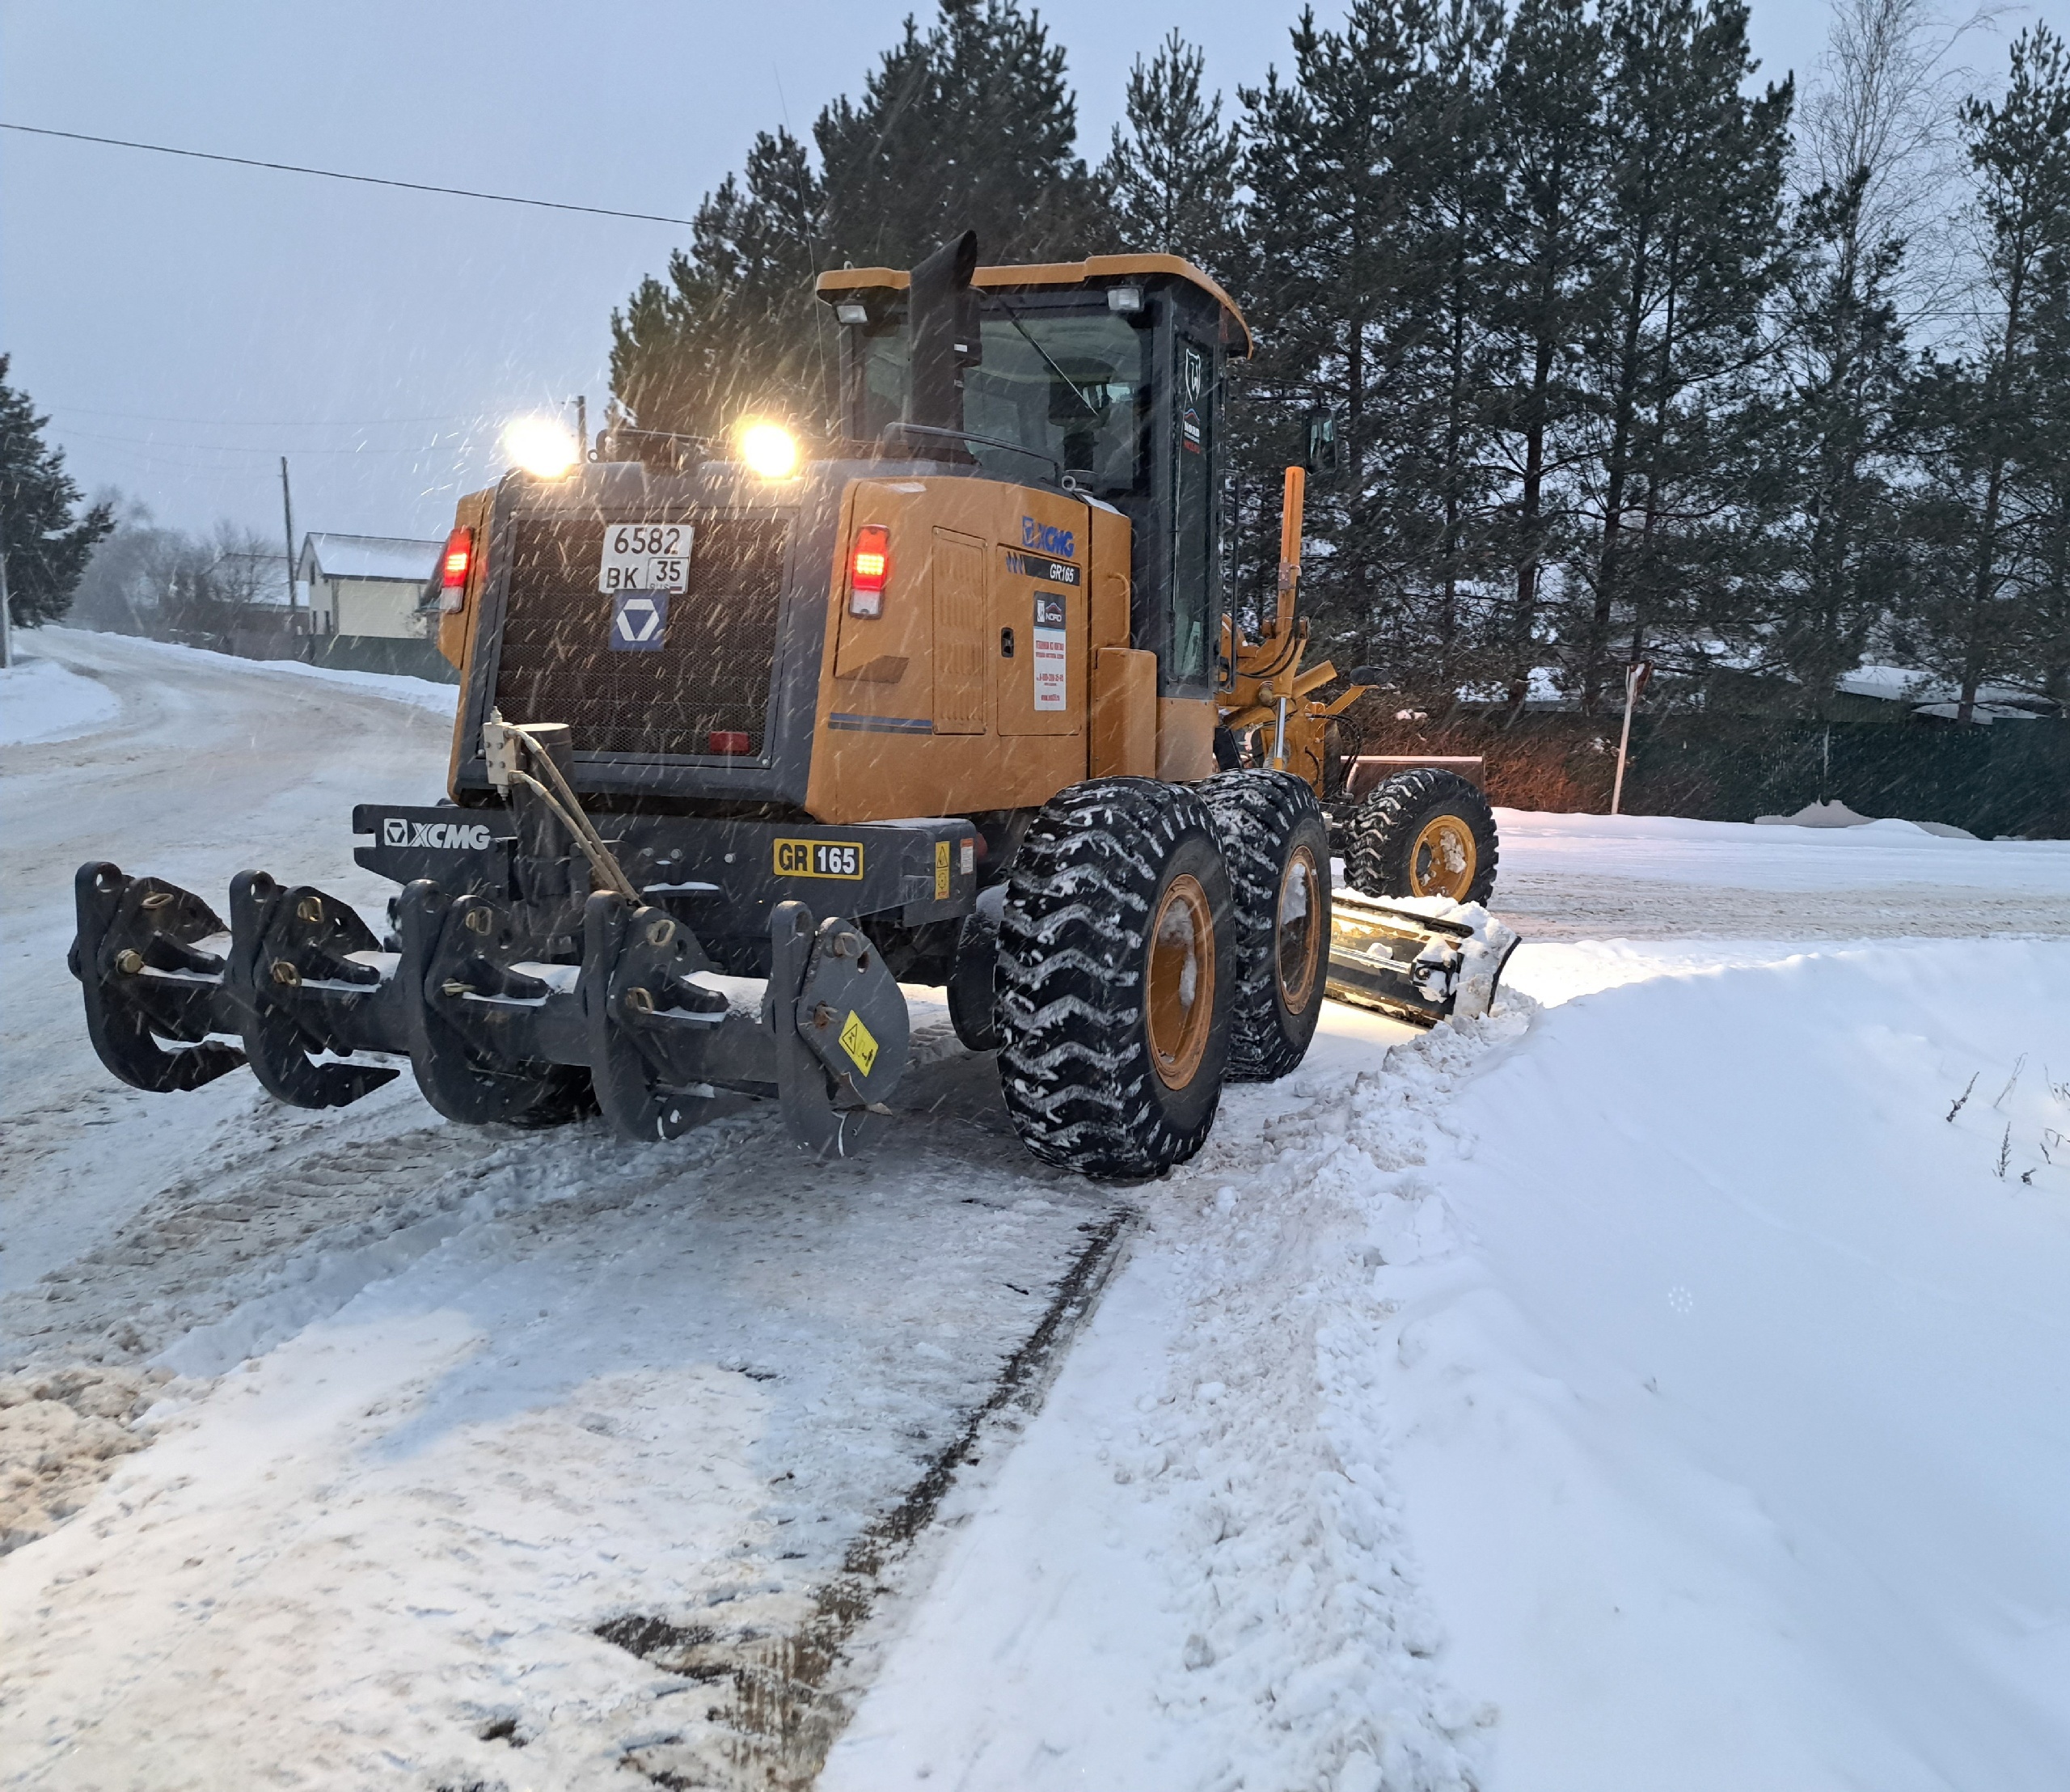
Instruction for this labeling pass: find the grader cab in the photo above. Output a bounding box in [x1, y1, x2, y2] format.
[71, 234, 1514, 1178]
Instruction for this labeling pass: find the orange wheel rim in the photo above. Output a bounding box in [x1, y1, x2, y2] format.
[1147, 873, 1215, 1089]
[1276, 845, 1323, 1014]
[1409, 816, 1476, 900]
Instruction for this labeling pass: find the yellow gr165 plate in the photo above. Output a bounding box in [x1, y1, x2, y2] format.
[774, 838, 864, 879]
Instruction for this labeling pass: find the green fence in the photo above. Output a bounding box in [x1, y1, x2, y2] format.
[1621, 716, 2069, 838]
[300, 634, 458, 685]
[1352, 710, 2070, 838]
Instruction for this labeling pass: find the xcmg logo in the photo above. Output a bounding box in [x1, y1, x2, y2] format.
[382, 818, 495, 851]
[1020, 516, 1075, 560]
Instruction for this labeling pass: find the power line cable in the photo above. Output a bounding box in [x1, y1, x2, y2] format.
[0, 121, 698, 229]
[59, 427, 465, 456]
[48, 404, 477, 427]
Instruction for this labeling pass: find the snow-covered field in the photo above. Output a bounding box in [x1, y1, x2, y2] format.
[5, 628, 2069, 1790]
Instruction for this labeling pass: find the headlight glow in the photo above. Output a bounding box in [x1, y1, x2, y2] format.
[503, 416, 579, 478]
[739, 420, 801, 480]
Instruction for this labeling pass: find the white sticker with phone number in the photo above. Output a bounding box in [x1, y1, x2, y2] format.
[1032, 593, 1067, 711]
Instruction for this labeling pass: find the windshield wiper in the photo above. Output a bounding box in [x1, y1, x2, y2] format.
[990, 297, 1105, 420]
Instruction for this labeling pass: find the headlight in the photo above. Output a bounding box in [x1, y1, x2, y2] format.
[738, 420, 801, 480]
[502, 416, 579, 478]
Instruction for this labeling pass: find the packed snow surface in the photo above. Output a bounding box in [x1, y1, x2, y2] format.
[7, 628, 2070, 1790]
[20, 626, 460, 717]
[0, 653, 119, 746]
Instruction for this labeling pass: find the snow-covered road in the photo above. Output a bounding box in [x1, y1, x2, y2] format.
[6, 629, 2069, 1791]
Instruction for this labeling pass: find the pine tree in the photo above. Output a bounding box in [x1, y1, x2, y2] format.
[612, 2, 1107, 437]
[1487, 0, 1610, 712]
[1926, 26, 2070, 721]
[1762, 171, 1915, 716]
[2021, 202, 2070, 707]
[1565, 0, 1793, 712]
[1100, 32, 1243, 274]
[1238, 2, 1438, 680]
[1385, 0, 1509, 690]
[608, 129, 825, 440]
[816, 0, 1106, 268]
[0, 357, 112, 630]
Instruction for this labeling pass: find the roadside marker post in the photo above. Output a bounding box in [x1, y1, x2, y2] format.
[1611, 660, 1651, 816]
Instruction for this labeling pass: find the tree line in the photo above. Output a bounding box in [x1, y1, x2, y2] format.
[613, 0, 2070, 723]
[0, 364, 289, 650]
[66, 497, 289, 646]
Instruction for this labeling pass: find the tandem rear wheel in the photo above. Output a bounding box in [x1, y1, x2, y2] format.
[1346, 767, 1499, 906]
[995, 778, 1236, 1180]
[1201, 770, 1332, 1082]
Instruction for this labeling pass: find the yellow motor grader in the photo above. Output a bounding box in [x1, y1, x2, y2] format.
[71, 234, 1514, 1178]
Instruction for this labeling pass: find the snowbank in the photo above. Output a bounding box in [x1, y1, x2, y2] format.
[1392, 940, 2070, 1789]
[829, 940, 2070, 1790]
[38, 627, 458, 716]
[0, 654, 119, 746]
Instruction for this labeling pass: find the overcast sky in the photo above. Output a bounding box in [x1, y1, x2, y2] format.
[2, 0, 2060, 551]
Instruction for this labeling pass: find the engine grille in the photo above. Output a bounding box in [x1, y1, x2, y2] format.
[491, 512, 791, 763]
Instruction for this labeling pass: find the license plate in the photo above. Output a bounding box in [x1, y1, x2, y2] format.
[598, 522, 694, 594]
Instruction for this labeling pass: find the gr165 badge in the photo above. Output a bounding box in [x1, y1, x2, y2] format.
[774, 839, 864, 879]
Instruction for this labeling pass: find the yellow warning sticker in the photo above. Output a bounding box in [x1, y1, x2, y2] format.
[839, 1010, 880, 1076]
[935, 839, 951, 899]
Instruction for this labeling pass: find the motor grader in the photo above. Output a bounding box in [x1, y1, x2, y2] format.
[71, 234, 1512, 1178]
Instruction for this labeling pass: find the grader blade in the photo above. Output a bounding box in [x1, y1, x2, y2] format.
[1325, 890, 1520, 1029]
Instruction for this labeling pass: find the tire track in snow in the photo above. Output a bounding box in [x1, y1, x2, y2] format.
[823, 1004, 1535, 1792]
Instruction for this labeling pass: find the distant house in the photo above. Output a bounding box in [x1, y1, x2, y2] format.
[296, 533, 443, 639]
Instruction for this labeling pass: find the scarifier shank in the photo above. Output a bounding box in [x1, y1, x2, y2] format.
[71, 800, 959, 1157]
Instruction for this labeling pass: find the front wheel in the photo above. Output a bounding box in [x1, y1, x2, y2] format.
[995, 779, 1233, 1179]
[1346, 768, 1498, 906]
[1201, 770, 1331, 1081]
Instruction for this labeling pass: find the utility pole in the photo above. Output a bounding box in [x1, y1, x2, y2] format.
[280, 457, 300, 628]
[0, 508, 12, 671]
[569, 395, 589, 462]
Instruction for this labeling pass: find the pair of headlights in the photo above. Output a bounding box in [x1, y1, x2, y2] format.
[501, 416, 801, 480]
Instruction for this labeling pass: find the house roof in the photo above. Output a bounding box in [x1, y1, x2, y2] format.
[299, 532, 443, 585]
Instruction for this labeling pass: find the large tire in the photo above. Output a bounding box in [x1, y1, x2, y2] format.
[995, 778, 1233, 1179]
[1200, 770, 1331, 1082]
[1346, 767, 1499, 905]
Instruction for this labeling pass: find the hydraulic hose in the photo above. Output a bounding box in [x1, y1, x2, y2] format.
[501, 726, 641, 904]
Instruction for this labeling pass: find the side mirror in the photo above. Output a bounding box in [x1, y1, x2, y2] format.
[1305, 408, 1341, 479]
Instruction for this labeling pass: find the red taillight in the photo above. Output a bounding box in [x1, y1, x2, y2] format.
[708, 729, 751, 755]
[849, 524, 889, 616]
[438, 526, 474, 612]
